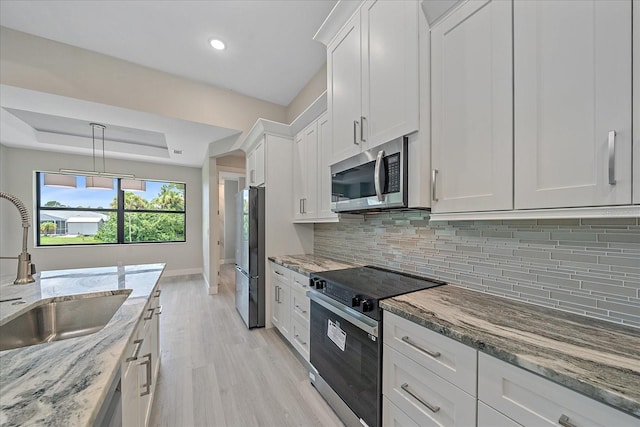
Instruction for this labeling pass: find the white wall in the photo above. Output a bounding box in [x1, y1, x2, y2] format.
[223, 180, 239, 261]
[0, 145, 202, 276]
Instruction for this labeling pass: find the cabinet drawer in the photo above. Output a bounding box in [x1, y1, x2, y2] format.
[271, 262, 291, 283]
[478, 402, 521, 427]
[291, 288, 310, 323]
[290, 317, 310, 361]
[290, 271, 310, 292]
[478, 352, 637, 427]
[383, 311, 477, 396]
[383, 345, 476, 427]
[383, 396, 420, 427]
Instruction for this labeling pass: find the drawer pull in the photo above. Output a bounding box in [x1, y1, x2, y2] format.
[140, 353, 152, 396]
[154, 289, 161, 298]
[274, 270, 284, 276]
[155, 305, 163, 315]
[401, 336, 441, 358]
[294, 334, 307, 346]
[144, 307, 155, 321]
[126, 339, 144, 362]
[559, 415, 578, 427]
[294, 304, 307, 314]
[401, 383, 440, 413]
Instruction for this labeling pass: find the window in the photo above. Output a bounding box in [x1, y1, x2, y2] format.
[36, 173, 186, 246]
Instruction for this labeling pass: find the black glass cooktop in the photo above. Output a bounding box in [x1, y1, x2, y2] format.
[310, 266, 446, 320]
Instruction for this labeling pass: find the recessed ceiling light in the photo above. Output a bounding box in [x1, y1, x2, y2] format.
[209, 39, 226, 50]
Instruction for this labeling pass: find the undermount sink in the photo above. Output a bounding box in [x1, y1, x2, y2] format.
[0, 291, 131, 351]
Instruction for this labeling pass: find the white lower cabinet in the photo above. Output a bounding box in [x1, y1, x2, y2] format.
[121, 285, 161, 427]
[383, 397, 421, 427]
[271, 265, 291, 340]
[477, 402, 521, 427]
[269, 262, 311, 361]
[478, 352, 637, 427]
[382, 311, 637, 427]
[383, 346, 477, 427]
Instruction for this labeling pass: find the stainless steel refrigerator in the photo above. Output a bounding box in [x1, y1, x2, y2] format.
[235, 187, 265, 328]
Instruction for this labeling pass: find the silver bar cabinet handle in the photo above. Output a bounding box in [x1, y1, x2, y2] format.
[302, 198, 306, 214]
[360, 116, 367, 142]
[431, 169, 438, 202]
[374, 150, 386, 202]
[274, 270, 283, 276]
[155, 305, 163, 315]
[126, 339, 144, 362]
[558, 414, 578, 427]
[140, 353, 152, 396]
[608, 130, 616, 185]
[299, 198, 303, 214]
[353, 120, 359, 145]
[294, 334, 307, 346]
[295, 304, 307, 314]
[401, 336, 441, 358]
[401, 383, 440, 413]
[144, 307, 155, 321]
[154, 289, 161, 298]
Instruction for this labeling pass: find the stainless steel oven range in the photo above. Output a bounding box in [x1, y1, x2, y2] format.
[307, 266, 445, 427]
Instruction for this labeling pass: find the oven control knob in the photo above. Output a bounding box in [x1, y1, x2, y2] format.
[361, 299, 373, 312]
[351, 296, 361, 307]
[315, 280, 325, 290]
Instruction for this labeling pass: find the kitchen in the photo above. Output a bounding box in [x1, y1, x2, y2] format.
[1, 1, 639, 426]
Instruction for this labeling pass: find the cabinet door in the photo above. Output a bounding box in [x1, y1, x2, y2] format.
[514, 0, 632, 209]
[632, 1, 639, 205]
[431, 0, 513, 213]
[327, 12, 363, 164]
[138, 332, 153, 427]
[361, 0, 419, 150]
[246, 150, 256, 186]
[478, 352, 638, 427]
[317, 112, 338, 219]
[121, 338, 141, 427]
[272, 281, 290, 340]
[254, 138, 265, 187]
[293, 131, 306, 220]
[303, 122, 318, 218]
[477, 402, 522, 427]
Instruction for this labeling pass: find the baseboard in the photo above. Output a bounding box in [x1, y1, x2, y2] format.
[162, 267, 202, 277]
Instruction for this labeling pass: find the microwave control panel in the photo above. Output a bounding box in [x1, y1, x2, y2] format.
[386, 153, 401, 193]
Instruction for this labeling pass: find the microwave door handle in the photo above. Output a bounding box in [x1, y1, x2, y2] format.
[374, 150, 386, 202]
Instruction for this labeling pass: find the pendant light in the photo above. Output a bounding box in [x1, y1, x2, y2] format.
[43, 173, 77, 188]
[58, 123, 134, 189]
[121, 179, 147, 192]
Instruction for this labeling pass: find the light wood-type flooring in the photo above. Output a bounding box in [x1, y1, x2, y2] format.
[149, 264, 343, 427]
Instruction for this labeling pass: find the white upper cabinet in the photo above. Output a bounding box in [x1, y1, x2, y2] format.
[326, 0, 419, 165]
[361, 0, 419, 149]
[292, 122, 318, 220]
[431, 0, 513, 213]
[328, 15, 362, 164]
[317, 112, 338, 219]
[514, 0, 632, 209]
[246, 138, 265, 187]
[634, 2, 639, 205]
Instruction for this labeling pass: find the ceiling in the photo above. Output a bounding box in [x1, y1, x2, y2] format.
[0, 1, 337, 168]
[1, 85, 240, 167]
[0, 0, 336, 106]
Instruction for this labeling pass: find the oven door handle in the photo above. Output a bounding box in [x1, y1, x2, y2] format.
[307, 290, 378, 337]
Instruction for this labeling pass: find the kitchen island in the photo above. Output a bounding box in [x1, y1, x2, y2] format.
[0, 263, 165, 426]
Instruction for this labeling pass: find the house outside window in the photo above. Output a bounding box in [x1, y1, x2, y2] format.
[36, 173, 186, 246]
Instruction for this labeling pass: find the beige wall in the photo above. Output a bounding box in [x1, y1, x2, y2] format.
[0, 27, 287, 140]
[0, 145, 202, 277]
[285, 63, 327, 123]
[216, 155, 245, 169]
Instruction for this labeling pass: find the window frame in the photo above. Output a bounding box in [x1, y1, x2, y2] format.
[36, 172, 187, 246]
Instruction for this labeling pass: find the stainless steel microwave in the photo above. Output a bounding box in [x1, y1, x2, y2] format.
[331, 137, 408, 213]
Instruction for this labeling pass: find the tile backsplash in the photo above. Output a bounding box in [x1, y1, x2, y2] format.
[314, 212, 640, 328]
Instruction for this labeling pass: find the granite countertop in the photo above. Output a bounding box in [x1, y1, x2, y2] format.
[381, 285, 640, 418]
[269, 254, 361, 276]
[0, 263, 165, 426]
